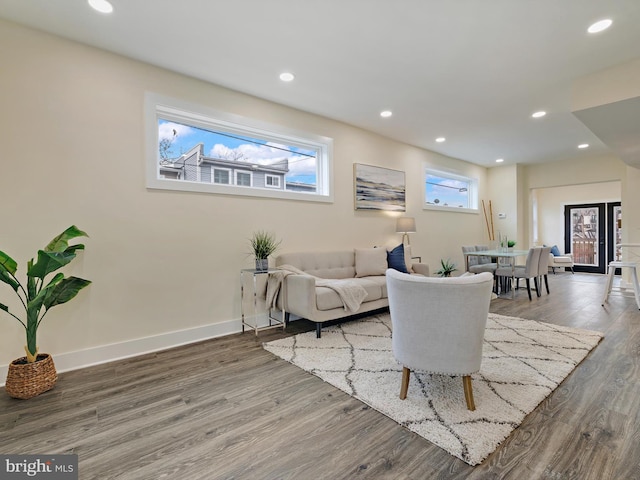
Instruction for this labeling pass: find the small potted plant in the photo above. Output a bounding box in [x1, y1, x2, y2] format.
[507, 240, 516, 250]
[0, 226, 91, 399]
[436, 258, 458, 277]
[249, 231, 281, 271]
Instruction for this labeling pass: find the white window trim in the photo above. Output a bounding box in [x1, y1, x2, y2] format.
[235, 169, 253, 187]
[145, 92, 333, 203]
[265, 174, 281, 188]
[212, 167, 232, 185]
[423, 166, 479, 214]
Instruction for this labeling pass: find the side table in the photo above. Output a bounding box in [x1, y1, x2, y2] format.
[240, 268, 286, 335]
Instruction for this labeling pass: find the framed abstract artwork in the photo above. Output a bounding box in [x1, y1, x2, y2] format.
[354, 163, 406, 211]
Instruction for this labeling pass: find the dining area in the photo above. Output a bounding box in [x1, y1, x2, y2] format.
[462, 245, 552, 300]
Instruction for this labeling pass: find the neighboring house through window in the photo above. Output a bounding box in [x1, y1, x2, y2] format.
[145, 93, 334, 203]
[265, 174, 280, 188]
[235, 170, 252, 187]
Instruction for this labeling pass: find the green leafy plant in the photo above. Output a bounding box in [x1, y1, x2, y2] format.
[249, 231, 281, 260]
[435, 258, 458, 277]
[0, 226, 91, 363]
[507, 240, 516, 248]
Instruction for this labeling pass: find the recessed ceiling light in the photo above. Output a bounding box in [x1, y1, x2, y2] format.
[578, 143, 590, 149]
[380, 110, 393, 118]
[531, 111, 546, 118]
[495, 158, 504, 163]
[88, 0, 113, 14]
[435, 137, 446, 143]
[279, 72, 295, 82]
[588, 19, 612, 34]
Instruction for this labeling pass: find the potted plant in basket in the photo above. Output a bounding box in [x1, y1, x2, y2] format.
[436, 258, 458, 277]
[0, 226, 91, 399]
[249, 231, 281, 271]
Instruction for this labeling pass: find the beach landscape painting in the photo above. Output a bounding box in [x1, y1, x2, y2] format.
[354, 163, 406, 211]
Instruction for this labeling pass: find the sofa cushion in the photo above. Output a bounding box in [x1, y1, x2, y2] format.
[316, 278, 384, 310]
[550, 245, 561, 256]
[552, 255, 573, 264]
[355, 248, 387, 278]
[387, 244, 409, 273]
[276, 251, 356, 279]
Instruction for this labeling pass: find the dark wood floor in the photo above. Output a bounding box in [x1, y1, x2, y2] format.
[2, 272, 639, 479]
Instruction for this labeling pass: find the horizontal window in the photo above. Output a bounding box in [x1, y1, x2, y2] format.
[145, 93, 333, 203]
[424, 168, 478, 213]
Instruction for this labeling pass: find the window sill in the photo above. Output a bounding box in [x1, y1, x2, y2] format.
[423, 204, 479, 214]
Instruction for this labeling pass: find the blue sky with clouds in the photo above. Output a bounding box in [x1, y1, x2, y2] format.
[158, 119, 317, 185]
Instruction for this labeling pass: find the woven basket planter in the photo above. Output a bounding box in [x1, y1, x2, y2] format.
[5, 353, 58, 399]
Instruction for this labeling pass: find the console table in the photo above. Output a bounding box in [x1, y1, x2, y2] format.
[240, 269, 286, 335]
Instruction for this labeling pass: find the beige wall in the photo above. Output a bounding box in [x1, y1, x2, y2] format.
[0, 20, 491, 370]
[522, 155, 628, 246]
[572, 58, 640, 111]
[486, 165, 519, 247]
[533, 182, 621, 251]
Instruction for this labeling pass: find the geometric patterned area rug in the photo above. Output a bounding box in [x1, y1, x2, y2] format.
[263, 312, 603, 465]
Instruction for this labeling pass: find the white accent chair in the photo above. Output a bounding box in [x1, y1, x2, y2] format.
[549, 252, 575, 274]
[495, 247, 542, 301]
[386, 269, 494, 411]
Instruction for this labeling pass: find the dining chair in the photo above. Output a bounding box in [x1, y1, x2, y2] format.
[461, 246, 497, 274]
[537, 246, 552, 295]
[495, 247, 542, 301]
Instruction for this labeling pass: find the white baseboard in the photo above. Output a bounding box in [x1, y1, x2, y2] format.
[1, 318, 243, 388]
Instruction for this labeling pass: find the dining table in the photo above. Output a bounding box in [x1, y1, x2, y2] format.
[464, 248, 530, 298]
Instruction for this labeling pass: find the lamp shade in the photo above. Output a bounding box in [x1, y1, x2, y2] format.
[396, 217, 416, 233]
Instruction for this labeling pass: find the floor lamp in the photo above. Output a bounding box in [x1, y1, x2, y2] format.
[396, 217, 416, 245]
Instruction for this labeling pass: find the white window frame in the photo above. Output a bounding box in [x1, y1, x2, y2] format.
[423, 167, 479, 214]
[212, 167, 232, 185]
[235, 170, 253, 187]
[145, 92, 333, 203]
[265, 174, 281, 188]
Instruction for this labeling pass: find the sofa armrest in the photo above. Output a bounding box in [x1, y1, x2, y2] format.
[411, 263, 430, 276]
[283, 274, 317, 318]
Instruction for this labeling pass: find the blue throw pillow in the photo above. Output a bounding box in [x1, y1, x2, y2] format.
[387, 244, 409, 273]
[550, 245, 561, 256]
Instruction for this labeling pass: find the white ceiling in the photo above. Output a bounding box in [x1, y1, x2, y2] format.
[1, 0, 640, 168]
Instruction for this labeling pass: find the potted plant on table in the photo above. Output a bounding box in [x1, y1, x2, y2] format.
[249, 231, 281, 272]
[0, 226, 91, 399]
[436, 258, 458, 277]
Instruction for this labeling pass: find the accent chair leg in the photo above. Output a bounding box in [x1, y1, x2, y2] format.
[463, 375, 475, 411]
[534, 276, 541, 297]
[526, 278, 532, 301]
[400, 367, 410, 400]
[544, 274, 550, 294]
[570, 266, 574, 274]
[316, 322, 322, 338]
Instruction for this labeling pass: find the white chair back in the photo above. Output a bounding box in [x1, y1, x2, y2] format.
[386, 269, 493, 375]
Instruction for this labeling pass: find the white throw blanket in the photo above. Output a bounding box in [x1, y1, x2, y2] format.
[266, 264, 368, 312]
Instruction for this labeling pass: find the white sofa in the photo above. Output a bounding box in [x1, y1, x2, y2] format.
[275, 247, 429, 338]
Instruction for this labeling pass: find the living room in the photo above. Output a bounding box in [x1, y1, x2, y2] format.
[1, 2, 640, 478]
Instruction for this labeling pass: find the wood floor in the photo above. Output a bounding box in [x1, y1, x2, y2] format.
[2, 272, 639, 479]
